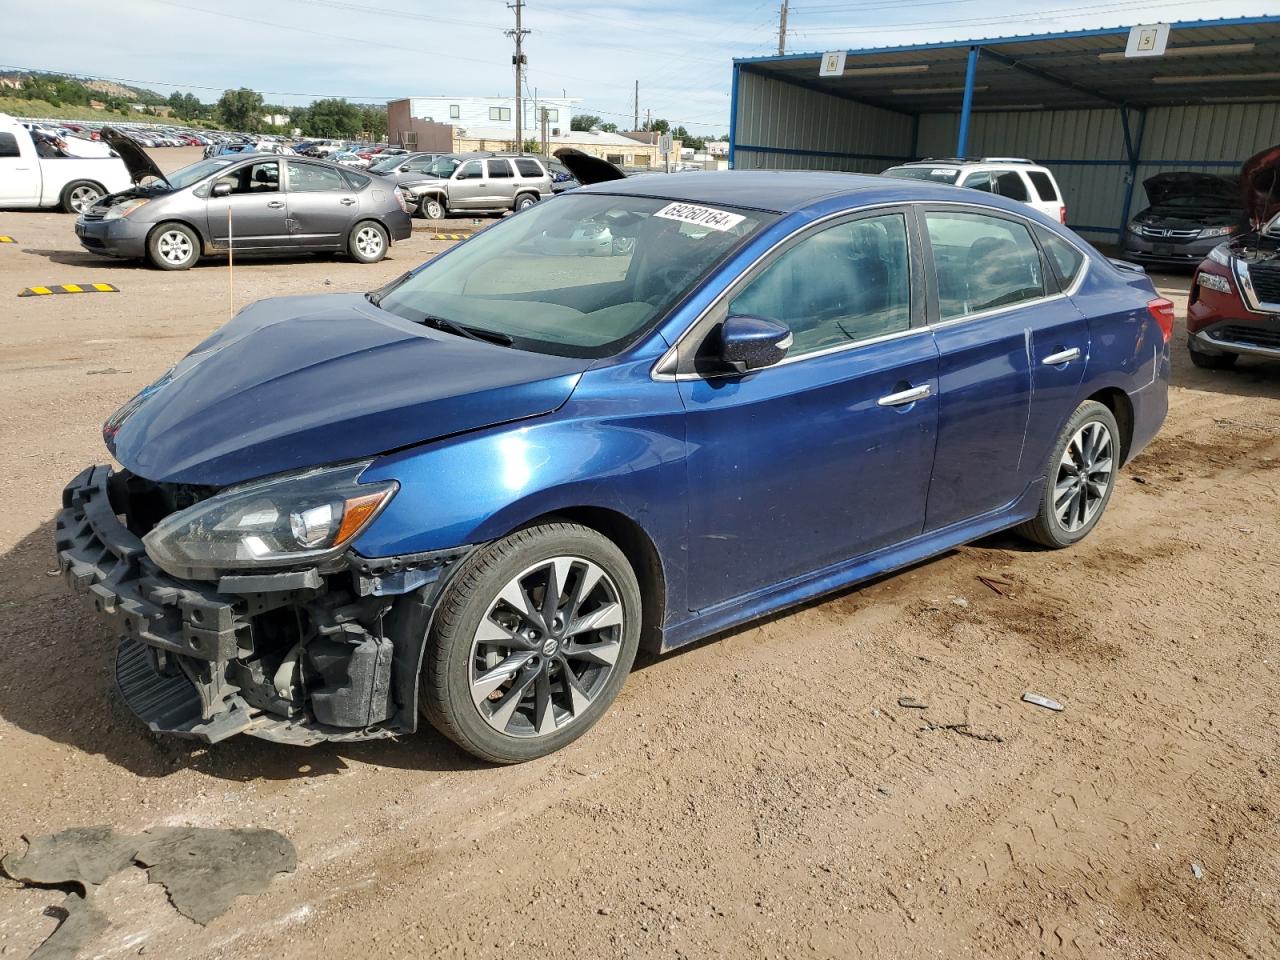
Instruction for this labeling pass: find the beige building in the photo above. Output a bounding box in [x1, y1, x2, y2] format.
[452, 126, 674, 168]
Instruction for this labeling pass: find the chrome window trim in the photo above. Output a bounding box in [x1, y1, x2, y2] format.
[652, 198, 1091, 382]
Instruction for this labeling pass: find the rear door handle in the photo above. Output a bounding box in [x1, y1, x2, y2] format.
[878, 384, 931, 407]
[266, 200, 285, 209]
[1042, 347, 1081, 365]
[340, 197, 356, 205]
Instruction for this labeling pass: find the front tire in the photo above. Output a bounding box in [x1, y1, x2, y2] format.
[1016, 400, 1121, 549]
[146, 223, 199, 270]
[348, 220, 389, 263]
[1188, 342, 1237, 370]
[61, 180, 105, 215]
[422, 522, 642, 764]
[418, 196, 445, 220]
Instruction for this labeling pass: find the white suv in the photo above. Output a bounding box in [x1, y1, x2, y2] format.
[882, 158, 1066, 224]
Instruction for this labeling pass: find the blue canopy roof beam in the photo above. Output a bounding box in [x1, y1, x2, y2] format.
[956, 46, 981, 158]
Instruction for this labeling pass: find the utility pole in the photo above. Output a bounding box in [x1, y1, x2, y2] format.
[777, 0, 788, 56]
[506, 0, 529, 153]
[540, 106, 549, 157]
[633, 80, 639, 131]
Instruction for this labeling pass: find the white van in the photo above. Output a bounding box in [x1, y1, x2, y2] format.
[0, 113, 133, 213]
[882, 158, 1067, 224]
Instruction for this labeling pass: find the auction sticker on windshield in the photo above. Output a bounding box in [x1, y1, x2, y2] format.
[654, 202, 745, 232]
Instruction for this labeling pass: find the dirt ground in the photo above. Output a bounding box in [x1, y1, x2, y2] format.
[0, 147, 1277, 960]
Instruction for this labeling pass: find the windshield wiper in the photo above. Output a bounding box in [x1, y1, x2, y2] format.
[366, 271, 412, 307]
[419, 313, 514, 347]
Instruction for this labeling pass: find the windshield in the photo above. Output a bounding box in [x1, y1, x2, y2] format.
[378, 193, 776, 358]
[164, 156, 238, 189]
[882, 166, 961, 183]
[370, 153, 413, 173]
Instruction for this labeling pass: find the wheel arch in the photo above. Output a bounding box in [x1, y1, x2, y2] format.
[1085, 386, 1134, 465]
[517, 506, 666, 656]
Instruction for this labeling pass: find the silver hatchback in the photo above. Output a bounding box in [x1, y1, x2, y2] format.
[76, 129, 412, 270]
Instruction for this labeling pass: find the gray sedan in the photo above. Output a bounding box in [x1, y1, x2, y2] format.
[76, 129, 412, 270]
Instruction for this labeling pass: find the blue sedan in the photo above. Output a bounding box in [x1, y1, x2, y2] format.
[58, 171, 1170, 762]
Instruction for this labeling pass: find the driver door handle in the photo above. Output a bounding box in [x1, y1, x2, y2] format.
[340, 197, 356, 205]
[1042, 347, 1081, 365]
[878, 384, 931, 407]
[266, 200, 285, 209]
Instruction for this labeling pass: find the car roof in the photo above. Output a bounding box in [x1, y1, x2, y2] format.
[575, 169, 1039, 215]
[893, 159, 1054, 173]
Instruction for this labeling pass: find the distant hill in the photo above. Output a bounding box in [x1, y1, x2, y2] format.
[0, 71, 171, 107]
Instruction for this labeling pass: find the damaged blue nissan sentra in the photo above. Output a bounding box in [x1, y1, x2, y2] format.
[57, 158, 1170, 763]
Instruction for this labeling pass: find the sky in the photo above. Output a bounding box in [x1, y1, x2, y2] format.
[1, 0, 1275, 133]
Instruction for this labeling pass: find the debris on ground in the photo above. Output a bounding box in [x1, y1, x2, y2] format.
[1021, 692, 1065, 712]
[1191, 862, 1205, 880]
[1, 825, 297, 955]
[977, 575, 1013, 596]
[923, 719, 1004, 743]
[897, 697, 928, 709]
[950, 597, 969, 609]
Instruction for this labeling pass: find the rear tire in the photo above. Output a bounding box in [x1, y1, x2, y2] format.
[348, 220, 389, 263]
[1015, 400, 1120, 549]
[146, 223, 199, 270]
[421, 522, 642, 764]
[1188, 342, 1237, 369]
[61, 180, 105, 215]
[513, 192, 538, 212]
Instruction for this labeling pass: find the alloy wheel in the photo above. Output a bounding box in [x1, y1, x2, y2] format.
[157, 230, 194, 266]
[70, 185, 101, 214]
[355, 226, 384, 258]
[1054, 420, 1114, 533]
[469, 556, 624, 738]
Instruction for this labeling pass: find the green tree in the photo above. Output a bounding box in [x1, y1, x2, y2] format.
[360, 106, 388, 142]
[522, 137, 541, 154]
[644, 117, 670, 134]
[304, 98, 361, 138]
[599, 121, 618, 133]
[217, 88, 264, 131]
[570, 114, 601, 131]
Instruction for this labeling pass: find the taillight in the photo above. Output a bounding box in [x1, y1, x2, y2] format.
[1058, 205, 1067, 224]
[1147, 297, 1176, 342]
[395, 188, 409, 214]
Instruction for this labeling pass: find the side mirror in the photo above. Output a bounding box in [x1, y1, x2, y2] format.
[720, 315, 792, 374]
[398, 165, 410, 172]
[210, 181, 232, 198]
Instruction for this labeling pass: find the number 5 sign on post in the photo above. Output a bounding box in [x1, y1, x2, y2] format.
[819, 51, 847, 77]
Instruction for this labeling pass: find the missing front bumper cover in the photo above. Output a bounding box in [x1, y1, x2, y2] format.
[55, 465, 473, 745]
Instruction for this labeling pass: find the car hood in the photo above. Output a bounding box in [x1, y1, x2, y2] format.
[1143, 172, 1239, 208]
[104, 293, 589, 486]
[1241, 143, 1280, 228]
[553, 148, 626, 185]
[100, 127, 168, 185]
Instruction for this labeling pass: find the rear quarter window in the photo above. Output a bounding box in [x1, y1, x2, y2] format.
[1028, 171, 1059, 202]
[515, 158, 544, 178]
[996, 171, 1030, 202]
[1036, 227, 1086, 287]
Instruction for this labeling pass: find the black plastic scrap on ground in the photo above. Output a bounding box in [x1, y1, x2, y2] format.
[2, 825, 296, 958]
[18, 283, 119, 297]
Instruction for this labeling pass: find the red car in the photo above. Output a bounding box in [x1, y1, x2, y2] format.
[1187, 144, 1280, 370]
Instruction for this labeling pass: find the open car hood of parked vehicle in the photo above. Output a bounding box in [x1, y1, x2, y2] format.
[103, 294, 590, 486]
[100, 127, 169, 185]
[552, 148, 627, 185]
[1142, 172, 1239, 208]
[1241, 143, 1280, 228]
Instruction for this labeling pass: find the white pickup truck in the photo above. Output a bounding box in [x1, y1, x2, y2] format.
[0, 113, 133, 214]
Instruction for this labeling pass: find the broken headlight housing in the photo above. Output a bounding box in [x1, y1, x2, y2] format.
[142, 461, 397, 579]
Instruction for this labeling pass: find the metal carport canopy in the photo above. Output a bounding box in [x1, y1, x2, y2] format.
[731, 15, 1280, 159]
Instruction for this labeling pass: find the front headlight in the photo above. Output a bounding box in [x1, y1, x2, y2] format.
[1126, 221, 1144, 236]
[142, 461, 397, 578]
[1207, 243, 1233, 266]
[1198, 225, 1237, 239]
[103, 198, 150, 221]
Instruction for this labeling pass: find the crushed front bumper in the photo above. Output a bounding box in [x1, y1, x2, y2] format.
[55, 466, 471, 745]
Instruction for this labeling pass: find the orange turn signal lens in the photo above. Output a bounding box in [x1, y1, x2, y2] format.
[334, 489, 395, 546]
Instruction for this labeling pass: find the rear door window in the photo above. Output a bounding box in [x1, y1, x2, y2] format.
[924, 211, 1046, 320]
[287, 161, 344, 192]
[995, 171, 1030, 202]
[486, 159, 514, 178]
[1028, 171, 1059, 202]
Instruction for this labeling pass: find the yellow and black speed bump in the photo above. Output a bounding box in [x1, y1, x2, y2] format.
[18, 282, 119, 298]
[0, 236, 16, 243]
[432, 233, 471, 241]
